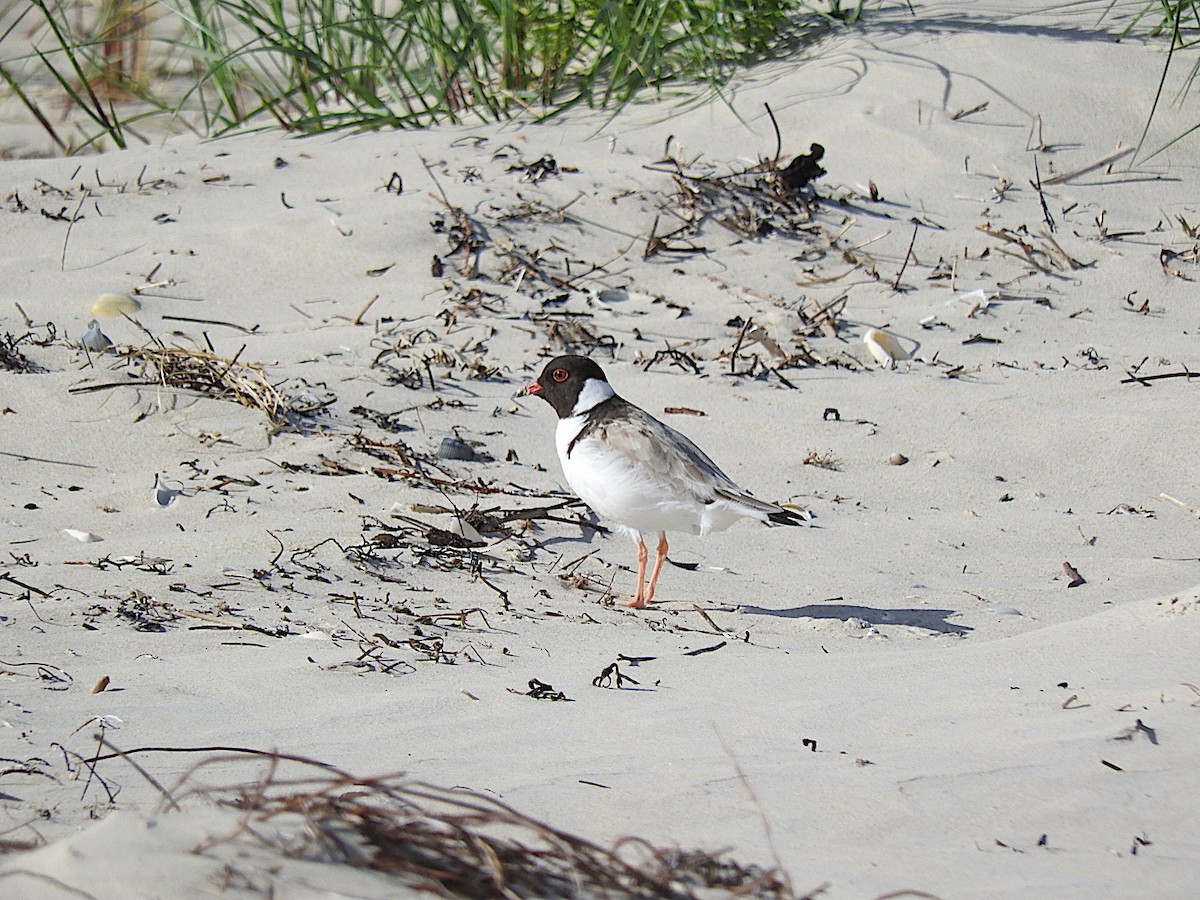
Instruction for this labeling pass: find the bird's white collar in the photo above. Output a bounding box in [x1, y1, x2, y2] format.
[571, 377, 615, 416]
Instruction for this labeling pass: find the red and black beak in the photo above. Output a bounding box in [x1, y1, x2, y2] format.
[516, 379, 542, 398]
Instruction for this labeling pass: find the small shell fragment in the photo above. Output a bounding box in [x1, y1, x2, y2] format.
[449, 517, 485, 543]
[152, 474, 184, 507]
[63, 528, 102, 543]
[81, 319, 113, 353]
[945, 288, 992, 317]
[595, 288, 630, 304]
[437, 437, 478, 461]
[863, 328, 909, 369]
[888, 453, 909, 466]
[747, 325, 787, 361]
[91, 293, 141, 318]
[112, 554, 171, 567]
[594, 288, 657, 305]
[91, 675, 111, 694]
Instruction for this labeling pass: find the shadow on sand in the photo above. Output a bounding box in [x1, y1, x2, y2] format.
[741, 602, 971, 636]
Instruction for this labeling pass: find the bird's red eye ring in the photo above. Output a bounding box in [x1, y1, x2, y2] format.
[551, 368, 569, 383]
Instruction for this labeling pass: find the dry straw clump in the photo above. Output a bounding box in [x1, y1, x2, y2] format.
[82, 745, 802, 899]
[124, 343, 293, 423]
[69, 338, 333, 429]
[233, 775, 795, 898]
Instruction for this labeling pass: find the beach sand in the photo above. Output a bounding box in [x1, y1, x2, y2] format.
[2, 2, 1199, 896]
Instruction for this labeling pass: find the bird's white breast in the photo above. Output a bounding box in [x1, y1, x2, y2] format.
[556, 415, 711, 537]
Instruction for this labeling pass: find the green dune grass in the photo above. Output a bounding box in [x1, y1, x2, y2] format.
[0, 0, 844, 153]
[0, 1, 1194, 156]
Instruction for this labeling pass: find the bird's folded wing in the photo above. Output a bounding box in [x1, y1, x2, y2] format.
[596, 408, 746, 502]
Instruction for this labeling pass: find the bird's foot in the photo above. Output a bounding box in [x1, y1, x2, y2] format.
[617, 595, 652, 610]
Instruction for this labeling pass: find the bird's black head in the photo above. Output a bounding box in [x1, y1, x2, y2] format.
[520, 355, 613, 419]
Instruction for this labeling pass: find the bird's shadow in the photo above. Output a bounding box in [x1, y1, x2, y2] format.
[741, 602, 971, 636]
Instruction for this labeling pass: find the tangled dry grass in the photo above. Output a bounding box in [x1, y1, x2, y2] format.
[74, 744, 803, 899]
[67, 337, 334, 430]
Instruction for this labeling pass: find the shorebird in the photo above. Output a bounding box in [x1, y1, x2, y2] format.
[520, 354, 804, 608]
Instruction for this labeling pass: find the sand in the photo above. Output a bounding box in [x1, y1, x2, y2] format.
[2, 1, 1199, 897]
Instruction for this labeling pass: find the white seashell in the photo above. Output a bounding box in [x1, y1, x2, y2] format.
[152, 473, 183, 507]
[449, 517, 484, 543]
[988, 606, 1023, 616]
[863, 328, 909, 369]
[91, 293, 141, 318]
[945, 288, 992, 317]
[63, 528, 102, 543]
[81, 319, 113, 352]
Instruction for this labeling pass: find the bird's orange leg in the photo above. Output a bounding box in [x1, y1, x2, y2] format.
[619, 536, 650, 609]
[642, 533, 669, 605]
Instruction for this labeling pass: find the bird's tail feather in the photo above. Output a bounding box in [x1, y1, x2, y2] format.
[714, 488, 807, 527]
[767, 508, 807, 527]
